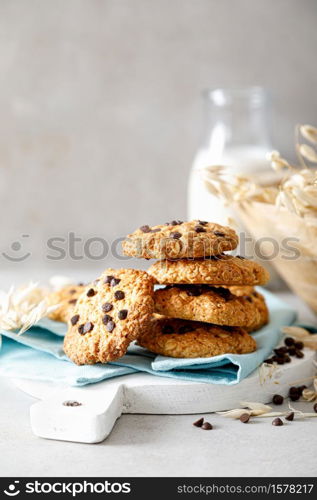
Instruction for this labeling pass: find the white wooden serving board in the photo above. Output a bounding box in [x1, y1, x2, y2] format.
[12, 348, 316, 444]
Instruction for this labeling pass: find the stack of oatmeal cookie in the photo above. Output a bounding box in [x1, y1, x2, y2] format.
[122, 220, 270, 359]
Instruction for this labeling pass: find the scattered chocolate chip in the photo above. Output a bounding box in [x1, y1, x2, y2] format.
[102, 302, 113, 312]
[289, 386, 299, 394]
[314, 403, 317, 413]
[71, 314, 80, 326]
[276, 357, 285, 365]
[140, 225, 151, 233]
[114, 290, 125, 300]
[239, 413, 250, 423]
[63, 400, 82, 407]
[298, 385, 307, 395]
[193, 417, 204, 427]
[110, 278, 121, 287]
[273, 394, 284, 405]
[264, 358, 274, 364]
[287, 346, 296, 356]
[284, 337, 295, 346]
[83, 322, 94, 333]
[284, 355, 291, 363]
[194, 225, 206, 233]
[170, 231, 182, 239]
[285, 412, 294, 421]
[295, 350, 304, 359]
[289, 390, 300, 401]
[198, 220, 208, 226]
[102, 314, 112, 325]
[68, 299, 77, 305]
[201, 422, 213, 430]
[294, 341, 304, 350]
[118, 309, 128, 320]
[274, 346, 288, 355]
[272, 417, 284, 426]
[162, 324, 174, 334]
[86, 288, 96, 297]
[213, 230, 225, 237]
[104, 275, 114, 284]
[106, 321, 116, 332]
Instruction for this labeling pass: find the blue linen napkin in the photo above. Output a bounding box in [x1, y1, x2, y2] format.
[0, 289, 296, 386]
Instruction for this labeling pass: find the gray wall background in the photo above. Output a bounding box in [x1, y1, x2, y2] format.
[0, 0, 316, 274]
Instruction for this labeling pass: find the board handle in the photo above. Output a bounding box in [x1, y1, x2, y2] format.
[30, 384, 124, 443]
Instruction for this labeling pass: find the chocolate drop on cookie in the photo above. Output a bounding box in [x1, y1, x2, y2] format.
[83, 322, 94, 333]
[110, 278, 121, 287]
[102, 314, 112, 325]
[140, 225, 151, 233]
[102, 302, 113, 312]
[68, 299, 77, 305]
[114, 290, 125, 300]
[194, 225, 206, 233]
[106, 321, 116, 332]
[104, 275, 114, 284]
[170, 231, 182, 239]
[86, 288, 96, 297]
[71, 314, 80, 326]
[118, 309, 128, 320]
[213, 230, 225, 237]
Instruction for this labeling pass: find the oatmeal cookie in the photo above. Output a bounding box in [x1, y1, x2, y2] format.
[47, 284, 86, 323]
[122, 220, 238, 259]
[148, 255, 269, 286]
[137, 316, 257, 358]
[63, 269, 155, 365]
[154, 285, 269, 331]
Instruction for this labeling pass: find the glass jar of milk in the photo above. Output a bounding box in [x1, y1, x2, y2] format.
[188, 87, 282, 286]
[188, 87, 273, 225]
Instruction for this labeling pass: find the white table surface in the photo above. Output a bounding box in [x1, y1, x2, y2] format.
[1, 285, 317, 477]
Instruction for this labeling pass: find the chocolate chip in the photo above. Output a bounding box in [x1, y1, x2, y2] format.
[114, 290, 125, 300]
[102, 314, 112, 325]
[106, 321, 115, 332]
[276, 357, 285, 365]
[298, 385, 307, 395]
[295, 350, 304, 358]
[178, 325, 193, 334]
[287, 346, 296, 356]
[284, 355, 291, 363]
[289, 386, 299, 394]
[194, 225, 206, 233]
[68, 299, 77, 305]
[78, 324, 84, 334]
[264, 358, 274, 364]
[150, 228, 161, 233]
[71, 314, 80, 326]
[162, 324, 174, 334]
[272, 394, 284, 405]
[201, 422, 213, 430]
[63, 400, 82, 407]
[110, 278, 121, 287]
[284, 336, 295, 346]
[294, 341, 304, 350]
[83, 322, 94, 333]
[290, 392, 300, 402]
[86, 288, 96, 297]
[140, 225, 151, 233]
[69, 289, 77, 294]
[272, 417, 284, 426]
[170, 231, 182, 239]
[239, 413, 250, 423]
[104, 275, 114, 284]
[285, 412, 294, 421]
[193, 417, 204, 427]
[213, 230, 225, 237]
[102, 302, 113, 312]
[118, 309, 128, 320]
[274, 346, 288, 355]
[314, 403, 317, 413]
[198, 220, 208, 226]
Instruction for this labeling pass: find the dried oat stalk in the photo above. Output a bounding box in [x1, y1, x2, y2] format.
[0, 282, 57, 334]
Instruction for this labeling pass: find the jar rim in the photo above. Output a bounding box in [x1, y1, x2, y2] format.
[203, 86, 270, 107]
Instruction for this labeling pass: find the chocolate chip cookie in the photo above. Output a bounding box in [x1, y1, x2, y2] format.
[63, 269, 155, 365]
[154, 285, 269, 331]
[148, 255, 269, 286]
[122, 220, 238, 259]
[137, 316, 257, 358]
[48, 284, 86, 323]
